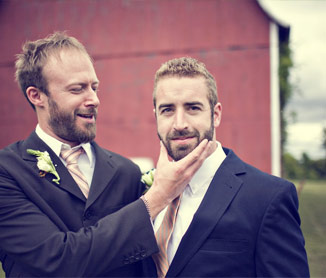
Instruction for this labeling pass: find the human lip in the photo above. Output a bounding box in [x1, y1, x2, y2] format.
[77, 112, 96, 123]
[171, 136, 194, 144]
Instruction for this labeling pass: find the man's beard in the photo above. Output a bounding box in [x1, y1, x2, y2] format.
[158, 121, 214, 161]
[48, 98, 97, 144]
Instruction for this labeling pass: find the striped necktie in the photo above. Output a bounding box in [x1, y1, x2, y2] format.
[60, 147, 89, 198]
[153, 196, 181, 277]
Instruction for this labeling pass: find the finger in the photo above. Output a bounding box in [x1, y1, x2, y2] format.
[177, 140, 213, 179]
[157, 141, 169, 166]
[198, 140, 215, 161]
[178, 139, 208, 167]
[194, 140, 214, 166]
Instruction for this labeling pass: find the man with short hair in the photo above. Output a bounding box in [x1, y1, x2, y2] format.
[0, 33, 212, 277]
[150, 57, 309, 277]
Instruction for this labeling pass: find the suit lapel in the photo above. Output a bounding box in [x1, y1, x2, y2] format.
[22, 134, 118, 205]
[167, 149, 246, 277]
[85, 142, 117, 209]
[22, 132, 87, 202]
[53, 156, 87, 201]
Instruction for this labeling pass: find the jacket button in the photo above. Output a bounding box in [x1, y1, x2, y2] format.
[84, 210, 93, 220]
[141, 250, 146, 258]
[135, 252, 141, 260]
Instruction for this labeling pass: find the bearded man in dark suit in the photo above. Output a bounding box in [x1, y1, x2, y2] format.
[148, 57, 309, 277]
[0, 33, 213, 277]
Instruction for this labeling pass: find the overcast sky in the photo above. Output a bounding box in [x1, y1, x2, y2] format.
[259, 0, 326, 160]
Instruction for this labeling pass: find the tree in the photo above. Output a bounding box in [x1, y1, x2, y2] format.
[321, 126, 326, 176]
[279, 42, 294, 177]
[283, 152, 326, 180]
[311, 159, 326, 179]
[283, 152, 302, 179]
[322, 126, 326, 160]
[300, 152, 311, 180]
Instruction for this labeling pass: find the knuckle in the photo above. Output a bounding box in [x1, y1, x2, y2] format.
[174, 168, 183, 177]
[192, 153, 200, 160]
[184, 173, 191, 181]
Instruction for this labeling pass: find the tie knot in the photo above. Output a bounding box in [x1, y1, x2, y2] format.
[60, 147, 84, 166]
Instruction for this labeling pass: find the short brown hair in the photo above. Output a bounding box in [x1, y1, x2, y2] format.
[15, 31, 91, 109]
[153, 57, 218, 111]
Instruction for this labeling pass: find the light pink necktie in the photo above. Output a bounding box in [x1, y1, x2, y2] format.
[60, 148, 89, 198]
[153, 196, 181, 277]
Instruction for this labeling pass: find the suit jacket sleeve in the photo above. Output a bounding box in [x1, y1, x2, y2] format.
[255, 181, 309, 277]
[0, 148, 158, 277]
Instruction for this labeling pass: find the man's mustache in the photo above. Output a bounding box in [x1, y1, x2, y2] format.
[167, 129, 198, 140]
[75, 107, 98, 119]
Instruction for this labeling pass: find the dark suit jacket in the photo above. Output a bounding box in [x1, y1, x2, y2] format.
[147, 148, 309, 277]
[0, 131, 158, 277]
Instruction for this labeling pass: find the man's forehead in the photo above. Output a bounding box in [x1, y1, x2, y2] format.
[42, 49, 98, 87]
[46, 48, 89, 64]
[43, 48, 94, 74]
[156, 76, 209, 98]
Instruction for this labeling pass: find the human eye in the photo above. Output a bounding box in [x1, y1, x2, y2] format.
[69, 86, 84, 94]
[92, 81, 100, 93]
[190, 105, 201, 110]
[187, 104, 202, 113]
[92, 85, 99, 93]
[160, 106, 174, 115]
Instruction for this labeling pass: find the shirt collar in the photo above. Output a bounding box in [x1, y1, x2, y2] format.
[35, 124, 93, 164]
[188, 141, 226, 195]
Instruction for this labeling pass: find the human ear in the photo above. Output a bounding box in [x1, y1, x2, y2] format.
[26, 86, 46, 108]
[213, 102, 222, 128]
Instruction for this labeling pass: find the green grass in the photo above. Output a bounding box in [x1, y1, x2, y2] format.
[294, 179, 326, 277]
[1, 180, 325, 277]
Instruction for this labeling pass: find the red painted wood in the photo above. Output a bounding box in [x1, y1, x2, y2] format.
[0, 0, 272, 173]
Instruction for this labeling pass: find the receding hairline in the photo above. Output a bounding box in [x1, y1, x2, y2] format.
[43, 47, 93, 68]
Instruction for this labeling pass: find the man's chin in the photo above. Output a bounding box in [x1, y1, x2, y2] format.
[79, 124, 96, 138]
[170, 145, 195, 161]
[73, 129, 96, 144]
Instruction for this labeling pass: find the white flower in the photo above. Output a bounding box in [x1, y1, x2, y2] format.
[141, 169, 155, 192]
[27, 149, 60, 184]
[37, 158, 52, 172]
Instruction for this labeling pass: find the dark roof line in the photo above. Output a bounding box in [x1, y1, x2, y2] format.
[256, 0, 290, 43]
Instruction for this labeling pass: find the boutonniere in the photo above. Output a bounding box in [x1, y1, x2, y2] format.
[141, 168, 155, 192]
[27, 149, 60, 184]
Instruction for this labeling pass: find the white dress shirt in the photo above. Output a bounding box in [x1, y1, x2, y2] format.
[153, 141, 226, 264]
[35, 125, 96, 186]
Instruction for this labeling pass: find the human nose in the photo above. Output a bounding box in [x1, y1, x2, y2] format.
[85, 89, 100, 107]
[173, 109, 188, 130]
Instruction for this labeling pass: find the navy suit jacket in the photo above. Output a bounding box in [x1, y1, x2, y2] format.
[147, 148, 309, 277]
[0, 132, 158, 277]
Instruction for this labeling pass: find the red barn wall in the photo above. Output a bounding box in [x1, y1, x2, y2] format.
[0, 0, 272, 173]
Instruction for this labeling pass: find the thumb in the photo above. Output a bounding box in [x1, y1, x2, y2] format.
[157, 141, 169, 165]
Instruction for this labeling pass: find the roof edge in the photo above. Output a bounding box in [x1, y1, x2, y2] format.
[256, 0, 290, 43]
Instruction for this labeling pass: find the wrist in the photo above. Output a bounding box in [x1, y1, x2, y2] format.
[142, 187, 170, 219]
[140, 195, 152, 220]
